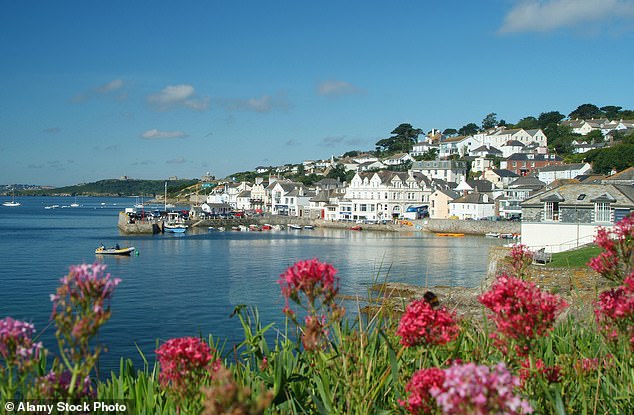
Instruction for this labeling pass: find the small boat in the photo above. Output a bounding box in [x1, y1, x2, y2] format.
[249, 224, 261, 231]
[436, 233, 465, 237]
[485, 232, 500, 238]
[3, 188, 21, 207]
[70, 196, 80, 208]
[95, 246, 136, 255]
[262, 224, 272, 230]
[164, 223, 187, 233]
[349, 225, 362, 231]
[44, 205, 60, 210]
[287, 224, 302, 230]
[303, 225, 315, 230]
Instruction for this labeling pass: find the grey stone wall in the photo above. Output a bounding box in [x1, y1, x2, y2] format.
[419, 219, 520, 235]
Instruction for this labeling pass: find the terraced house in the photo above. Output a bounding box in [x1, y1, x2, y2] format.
[342, 171, 432, 221]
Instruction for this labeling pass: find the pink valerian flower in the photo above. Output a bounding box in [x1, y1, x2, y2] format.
[508, 244, 534, 280]
[594, 272, 634, 348]
[518, 358, 562, 387]
[399, 367, 446, 415]
[0, 317, 43, 371]
[278, 259, 345, 351]
[278, 259, 339, 310]
[36, 369, 94, 398]
[588, 215, 634, 284]
[430, 362, 533, 415]
[479, 274, 568, 356]
[156, 337, 221, 399]
[397, 299, 460, 347]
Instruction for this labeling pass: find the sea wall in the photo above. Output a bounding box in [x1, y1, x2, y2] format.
[418, 219, 520, 235]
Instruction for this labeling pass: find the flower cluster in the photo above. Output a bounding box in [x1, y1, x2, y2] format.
[396, 299, 460, 347]
[588, 215, 634, 284]
[51, 263, 121, 347]
[279, 258, 339, 311]
[156, 337, 220, 399]
[519, 358, 562, 386]
[431, 362, 533, 415]
[399, 367, 445, 414]
[508, 244, 534, 280]
[36, 369, 94, 398]
[594, 272, 634, 348]
[278, 259, 344, 351]
[479, 274, 568, 356]
[0, 317, 42, 371]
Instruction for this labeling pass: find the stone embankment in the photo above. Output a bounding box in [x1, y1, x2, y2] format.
[370, 246, 607, 322]
[416, 218, 520, 235]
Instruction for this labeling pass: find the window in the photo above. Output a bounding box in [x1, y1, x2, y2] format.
[595, 202, 611, 223]
[544, 202, 559, 221]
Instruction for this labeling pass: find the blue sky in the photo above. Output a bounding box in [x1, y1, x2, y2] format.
[1, 0, 633, 186]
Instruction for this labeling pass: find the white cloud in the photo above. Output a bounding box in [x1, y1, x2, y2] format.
[500, 0, 634, 33]
[217, 93, 290, 113]
[317, 80, 362, 97]
[140, 129, 188, 140]
[147, 84, 210, 111]
[72, 79, 126, 103]
[96, 79, 124, 93]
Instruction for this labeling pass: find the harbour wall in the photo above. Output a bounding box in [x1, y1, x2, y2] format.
[416, 218, 520, 235]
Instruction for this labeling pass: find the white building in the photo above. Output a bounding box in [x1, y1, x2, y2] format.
[537, 163, 592, 184]
[410, 160, 468, 184]
[342, 171, 432, 221]
[449, 192, 495, 220]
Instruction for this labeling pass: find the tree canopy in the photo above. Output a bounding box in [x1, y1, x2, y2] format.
[375, 123, 422, 154]
[481, 113, 498, 130]
[458, 123, 479, 136]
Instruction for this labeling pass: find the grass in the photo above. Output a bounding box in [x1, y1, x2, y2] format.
[549, 245, 602, 268]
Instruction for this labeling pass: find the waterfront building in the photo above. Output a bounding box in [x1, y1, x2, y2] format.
[520, 183, 634, 253]
[342, 171, 432, 221]
[429, 188, 459, 219]
[449, 192, 495, 220]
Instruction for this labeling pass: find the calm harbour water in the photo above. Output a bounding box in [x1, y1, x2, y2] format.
[0, 196, 505, 374]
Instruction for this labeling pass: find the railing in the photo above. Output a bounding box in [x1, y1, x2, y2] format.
[527, 234, 596, 254]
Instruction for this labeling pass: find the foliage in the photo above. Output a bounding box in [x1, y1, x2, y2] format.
[569, 103, 603, 119]
[22, 179, 198, 197]
[375, 123, 423, 154]
[581, 142, 634, 174]
[442, 128, 458, 136]
[481, 112, 498, 130]
[413, 148, 438, 161]
[458, 123, 479, 136]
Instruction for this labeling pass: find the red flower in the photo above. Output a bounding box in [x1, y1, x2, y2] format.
[399, 368, 446, 415]
[479, 274, 568, 356]
[397, 300, 460, 347]
[594, 272, 634, 348]
[156, 337, 220, 398]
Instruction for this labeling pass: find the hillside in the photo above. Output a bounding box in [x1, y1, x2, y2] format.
[20, 179, 199, 197]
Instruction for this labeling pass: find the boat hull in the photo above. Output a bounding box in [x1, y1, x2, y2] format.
[95, 247, 136, 255]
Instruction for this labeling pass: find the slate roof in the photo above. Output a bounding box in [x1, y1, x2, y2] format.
[538, 163, 588, 173]
[491, 169, 519, 178]
[450, 193, 494, 205]
[522, 184, 634, 207]
[504, 140, 525, 147]
[466, 180, 494, 192]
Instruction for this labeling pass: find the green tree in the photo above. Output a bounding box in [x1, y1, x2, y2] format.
[326, 164, 348, 182]
[515, 116, 539, 130]
[586, 130, 604, 144]
[481, 113, 498, 130]
[569, 103, 602, 120]
[601, 106, 622, 120]
[538, 111, 565, 128]
[458, 123, 479, 136]
[413, 148, 438, 161]
[342, 150, 360, 158]
[375, 123, 422, 154]
[443, 128, 458, 136]
[583, 143, 634, 174]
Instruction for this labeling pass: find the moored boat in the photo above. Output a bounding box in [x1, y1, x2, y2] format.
[485, 232, 500, 238]
[435, 233, 465, 237]
[164, 223, 187, 233]
[349, 225, 362, 231]
[287, 224, 302, 230]
[303, 225, 315, 230]
[95, 245, 136, 255]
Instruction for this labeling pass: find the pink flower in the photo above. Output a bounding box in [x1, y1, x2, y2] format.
[37, 369, 94, 398]
[400, 368, 445, 415]
[278, 258, 339, 308]
[0, 317, 42, 370]
[156, 337, 220, 398]
[397, 299, 460, 347]
[479, 274, 568, 356]
[519, 358, 562, 387]
[431, 362, 533, 415]
[588, 215, 634, 283]
[509, 244, 534, 279]
[594, 272, 634, 348]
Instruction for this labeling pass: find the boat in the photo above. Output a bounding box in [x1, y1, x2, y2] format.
[485, 232, 500, 238]
[70, 196, 80, 208]
[95, 245, 136, 255]
[303, 225, 315, 230]
[2, 188, 20, 207]
[44, 205, 60, 210]
[164, 223, 187, 233]
[262, 224, 272, 230]
[349, 225, 362, 231]
[435, 233, 465, 237]
[288, 224, 302, 230]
